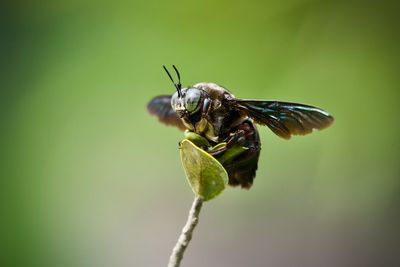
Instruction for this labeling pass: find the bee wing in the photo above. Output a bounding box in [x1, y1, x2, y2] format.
[147, 95, 186, 130]
[234, 99, 334, 139]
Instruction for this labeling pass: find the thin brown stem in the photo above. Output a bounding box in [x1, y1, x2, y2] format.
[167, 196, 204, 267]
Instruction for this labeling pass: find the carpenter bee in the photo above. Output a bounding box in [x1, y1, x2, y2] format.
[148, 66, 334, 189]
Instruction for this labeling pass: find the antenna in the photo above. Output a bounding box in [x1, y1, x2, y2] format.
[172, 65, 182, 91]
[163, 65, 182, 97]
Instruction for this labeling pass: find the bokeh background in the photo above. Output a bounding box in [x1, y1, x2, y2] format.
[2, 1, 399, 266]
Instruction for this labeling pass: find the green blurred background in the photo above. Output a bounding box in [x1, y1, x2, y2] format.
[2, 1, 399, 266]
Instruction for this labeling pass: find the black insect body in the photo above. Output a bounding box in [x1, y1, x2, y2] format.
[148, 66, 334, 189]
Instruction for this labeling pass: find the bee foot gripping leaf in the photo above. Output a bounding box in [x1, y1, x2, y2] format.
[180, 139, 228, 201]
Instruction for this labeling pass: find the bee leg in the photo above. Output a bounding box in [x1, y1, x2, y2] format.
[226, 129, 246, 148]
[207, 145, 228, 157]
[206, 130, 246, 157]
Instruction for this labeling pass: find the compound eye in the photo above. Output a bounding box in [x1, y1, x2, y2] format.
[184, 89, 201, 112]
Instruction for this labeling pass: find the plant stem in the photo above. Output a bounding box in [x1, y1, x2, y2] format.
[168, 196, 204, 267]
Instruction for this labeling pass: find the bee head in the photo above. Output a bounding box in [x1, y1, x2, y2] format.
[171, 87, 205, 117]
[163, 65, 206, 117]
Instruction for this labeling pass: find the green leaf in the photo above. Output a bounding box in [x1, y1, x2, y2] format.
[183, 130, 211, 147]
[180, 139, 228, 201]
